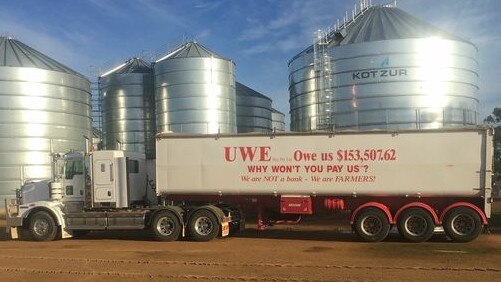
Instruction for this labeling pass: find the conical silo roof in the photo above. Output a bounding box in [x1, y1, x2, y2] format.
[101, 57, 151, 77]
[333, 6, 466, 46]
[236, 82, 272, 101]
[271, 108, 284, 115]
[289, 5, 471, 65]
[156, 41, 228, 62]
[0, 36, 83, 76]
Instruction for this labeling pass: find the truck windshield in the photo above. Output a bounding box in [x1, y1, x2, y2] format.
[65, 159, 84, 179]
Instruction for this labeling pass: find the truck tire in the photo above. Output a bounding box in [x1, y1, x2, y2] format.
[354, 207, 390, 242]
[151, 211, 182, 241]
[443, 207, 483, 242]
[397, 208, 435, 242]
[188, 209, 220, 242]
[28, 211, 58, 241]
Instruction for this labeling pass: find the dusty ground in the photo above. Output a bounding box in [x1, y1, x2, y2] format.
[1, 212, 501, 282]
[2, 202, 501, 282]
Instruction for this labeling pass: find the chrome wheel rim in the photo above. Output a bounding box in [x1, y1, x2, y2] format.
[360, 215, 382, 236]
[451, 214, 475, 236]
[156, 217, 175, 236]
[33, 219, 49, 237]
[404, 215, 427, 237]
[194, 216, 213, 236]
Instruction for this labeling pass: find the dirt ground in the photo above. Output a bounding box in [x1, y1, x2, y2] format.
[1, 212, 501, 282]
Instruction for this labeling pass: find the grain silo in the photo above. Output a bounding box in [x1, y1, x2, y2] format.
[100, 58, 155, 159]
[271, 108, 286, 131]
[0, 36, 91, 200]
[154, 41, 237, 134]
[289, 3, 478, 131]
[236, 82, 272, 133]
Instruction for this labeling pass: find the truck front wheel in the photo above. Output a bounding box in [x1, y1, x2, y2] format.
[188, 209, 219, 242]
[397, 208, 435, 242]
[443, 207, 483, 242]
[28, 211, 58, 241]
[152, 211, 181, 241]
[354, 207, 390, 242]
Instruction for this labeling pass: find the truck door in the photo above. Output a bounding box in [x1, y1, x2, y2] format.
[93, 159, 116, 203]
[63, 155, 85, 202]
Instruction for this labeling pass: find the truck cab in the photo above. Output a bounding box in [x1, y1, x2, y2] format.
[5, 150, 156, 240]
[61, 150, 154, 208]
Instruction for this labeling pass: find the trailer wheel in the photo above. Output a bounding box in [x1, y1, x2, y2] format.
[188, 209, 219, 242]
[152, 211, 181, 241]
[354, 208, 390, 242]
[28, 211, 58, 241]
[397, 208, 435, 242]
[443, 207, 483, 242]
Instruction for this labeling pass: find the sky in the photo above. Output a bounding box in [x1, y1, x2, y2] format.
[0, 0, 500, 126]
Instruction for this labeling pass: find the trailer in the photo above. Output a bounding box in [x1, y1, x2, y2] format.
[155, 127, 494, 242]
[5, 127, 494, 242]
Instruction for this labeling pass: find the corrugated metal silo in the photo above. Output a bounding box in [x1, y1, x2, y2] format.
[271, 108, 286, 131]
[236, 82, 272, 133]
[100, 58, 155, 159]
[0, 36, 91, 200]
[289, 5, 479, 131]
[154, 41, 237, 134]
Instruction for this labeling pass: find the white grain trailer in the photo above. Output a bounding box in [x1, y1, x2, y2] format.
[156, 128, 493, 242]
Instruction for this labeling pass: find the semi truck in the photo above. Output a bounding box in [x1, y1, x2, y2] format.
[4, 127, 494, 243]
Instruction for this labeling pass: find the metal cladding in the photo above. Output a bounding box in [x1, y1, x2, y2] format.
[236, 82, 272, 133]
[154, 41, 237, 134]
[289, 5, 479, 131]
[0, 36, 91, 199]
[100, 58, 155, 159]
[271, 108, 286, 131]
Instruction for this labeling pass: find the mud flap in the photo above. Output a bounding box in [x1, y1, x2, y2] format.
[61, 228, 73, 239]
[9, 227, 19, 239]
[221, 222, 230, 237]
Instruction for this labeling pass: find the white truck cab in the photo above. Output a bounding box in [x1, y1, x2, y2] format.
[5, 150, 156, 240]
